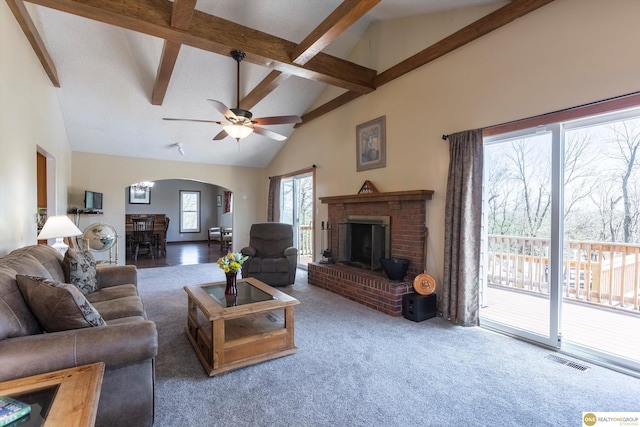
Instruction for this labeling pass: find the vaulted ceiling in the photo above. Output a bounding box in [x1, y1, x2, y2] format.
[6, 0, 554, 166]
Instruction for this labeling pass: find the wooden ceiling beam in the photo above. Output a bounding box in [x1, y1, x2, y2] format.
[240, 0, 379, 111]
[291, 0, 380, 65]
[374, 0, 556, 86]
[5, 0, 60, 87]
[23, 0, 377, 94]
[299, 0, 556, 127]
[297, 91, 363, 127]
[151, 0, 197, 105]
[170, 0, 196, 29]
[239, 70, 290, 111]
[151, 40, 182, 105]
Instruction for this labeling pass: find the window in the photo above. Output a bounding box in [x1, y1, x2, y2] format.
[180, 191, 200, 233]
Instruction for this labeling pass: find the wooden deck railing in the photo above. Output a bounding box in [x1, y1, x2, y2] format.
[299, 225, 313, 257]
[487, 235, 640, 312]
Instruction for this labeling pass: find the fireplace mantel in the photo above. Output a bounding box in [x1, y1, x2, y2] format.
[319, 189, 433, 205]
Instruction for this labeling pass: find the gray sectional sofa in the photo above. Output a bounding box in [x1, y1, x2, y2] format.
[0, 245, 157, 427]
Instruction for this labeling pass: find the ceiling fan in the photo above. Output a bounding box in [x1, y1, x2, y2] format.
[163, 50, 301, 142]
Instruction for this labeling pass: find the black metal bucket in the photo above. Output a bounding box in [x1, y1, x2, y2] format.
[380, 258, 410, 281]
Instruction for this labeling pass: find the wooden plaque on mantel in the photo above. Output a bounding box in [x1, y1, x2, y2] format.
[357, 180, 378, 194]
[319, 189, 434, 205]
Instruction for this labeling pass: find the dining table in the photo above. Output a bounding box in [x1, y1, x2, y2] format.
[125, 214, 167, 256]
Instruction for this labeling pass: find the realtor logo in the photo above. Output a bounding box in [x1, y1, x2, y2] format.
[584, 413, 597, 426]
[583, 412, 640, 426]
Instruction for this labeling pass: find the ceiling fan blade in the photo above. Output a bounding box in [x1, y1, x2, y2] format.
[207, 99, 238, 120]
[213, 129, 229, 141]
[163, 118, 223, 124]
[253, 126, 287, 142]
[253, 115, 302, 126]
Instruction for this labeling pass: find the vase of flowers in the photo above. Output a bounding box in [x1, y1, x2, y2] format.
[217, 252, 249, 296]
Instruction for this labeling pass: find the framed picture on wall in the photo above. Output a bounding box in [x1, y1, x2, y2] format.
[356, 115, 386, 172]
[129, 186, 151, 204]
[217, 195, 222, 207]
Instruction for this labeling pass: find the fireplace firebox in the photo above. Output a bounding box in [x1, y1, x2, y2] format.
[338, 215, 390, 270]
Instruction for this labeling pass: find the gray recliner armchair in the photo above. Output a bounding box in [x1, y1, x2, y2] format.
[241, 223, 298, 286]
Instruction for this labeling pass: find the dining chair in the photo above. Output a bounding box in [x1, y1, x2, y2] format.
[156, 216, 170, 256]
[222, 227, 233, 252]
[208, 227, 221, 247]
[131, 217, 155, 260]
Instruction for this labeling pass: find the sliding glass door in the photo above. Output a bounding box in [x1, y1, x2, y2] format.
[481, 127, 561, 348]
[280, 172, 314, 266]
[561, 111, 640, 371]
[481, 108, 640, 374]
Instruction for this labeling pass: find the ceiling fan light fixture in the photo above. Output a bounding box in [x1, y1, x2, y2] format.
[223, 123, 253, 140]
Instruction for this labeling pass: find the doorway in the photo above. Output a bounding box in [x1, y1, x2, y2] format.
[280, 170, 315, 267]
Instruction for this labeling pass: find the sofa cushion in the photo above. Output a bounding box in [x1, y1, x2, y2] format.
[16, 275, 106, 332]
[86, 284, 138, 304]
[19, 245, 66, 282]
[0, 268, 42, 340]
[105, 315, 147, 325]
[91, 296, 145, 321]
[63, 248, 98, 295]
[0, 253, 53, 280]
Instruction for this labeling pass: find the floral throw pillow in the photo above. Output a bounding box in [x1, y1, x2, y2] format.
[63, 248, 98, 295]
[16, 275, 106, 332]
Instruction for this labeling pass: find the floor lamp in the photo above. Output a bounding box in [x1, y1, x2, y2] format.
[37, 215, 83, 255]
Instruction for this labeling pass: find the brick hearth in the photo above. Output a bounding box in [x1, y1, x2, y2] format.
[309, 189, 433, 316]
[308, 262, 413, 316]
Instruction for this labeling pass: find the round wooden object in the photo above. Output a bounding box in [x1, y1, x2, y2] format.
[413, 273, 436, 295]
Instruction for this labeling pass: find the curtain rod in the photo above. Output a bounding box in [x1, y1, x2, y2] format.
[269, 164, 316, 179]
[443, 90, 640, 141]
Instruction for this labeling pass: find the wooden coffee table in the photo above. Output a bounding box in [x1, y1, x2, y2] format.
[184, 277, 299, 376]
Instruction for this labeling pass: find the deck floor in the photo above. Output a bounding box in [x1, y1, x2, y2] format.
[481, 286, 640, 362]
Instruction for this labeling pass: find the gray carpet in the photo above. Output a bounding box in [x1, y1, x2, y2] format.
[137, 264, 640, 427]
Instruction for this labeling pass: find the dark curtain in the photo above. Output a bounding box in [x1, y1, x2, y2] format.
[223, 191, 232, 214]
[442, 129, 484, 326]
[267, 176, 281, 222]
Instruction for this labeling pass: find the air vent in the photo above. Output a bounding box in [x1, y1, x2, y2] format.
[545, 354, 590, 371]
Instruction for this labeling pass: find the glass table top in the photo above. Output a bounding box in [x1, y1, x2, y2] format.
[9, 384, 59, 427]
[203, 279, 275, 308]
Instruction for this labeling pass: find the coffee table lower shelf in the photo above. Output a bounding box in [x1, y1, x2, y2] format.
[185, 325, 298, 377]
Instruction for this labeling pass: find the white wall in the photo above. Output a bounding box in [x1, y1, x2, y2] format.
[268, 0, 640, 287]
[0, 2, 72, 255]
[71, 152, 266, 263]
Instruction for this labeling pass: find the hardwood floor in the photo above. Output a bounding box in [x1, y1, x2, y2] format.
[126, 241, 226, 268]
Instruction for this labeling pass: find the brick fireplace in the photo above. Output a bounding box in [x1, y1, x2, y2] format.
[308, 189, 433, 316]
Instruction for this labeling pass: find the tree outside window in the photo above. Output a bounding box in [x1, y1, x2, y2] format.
[180, 190, 200, 233]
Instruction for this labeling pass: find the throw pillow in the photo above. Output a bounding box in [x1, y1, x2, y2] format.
[16, 275, 106, 332]
[63, 248, 97, 295]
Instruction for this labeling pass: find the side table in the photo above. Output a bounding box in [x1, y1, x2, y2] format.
[0, 362, 105, 427]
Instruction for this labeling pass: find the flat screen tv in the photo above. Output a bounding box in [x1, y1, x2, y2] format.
[85, 190, 103, 211]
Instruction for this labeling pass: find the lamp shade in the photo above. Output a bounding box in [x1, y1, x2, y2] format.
[37, 215, 82, 240]
[223, 123, 253, 140]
